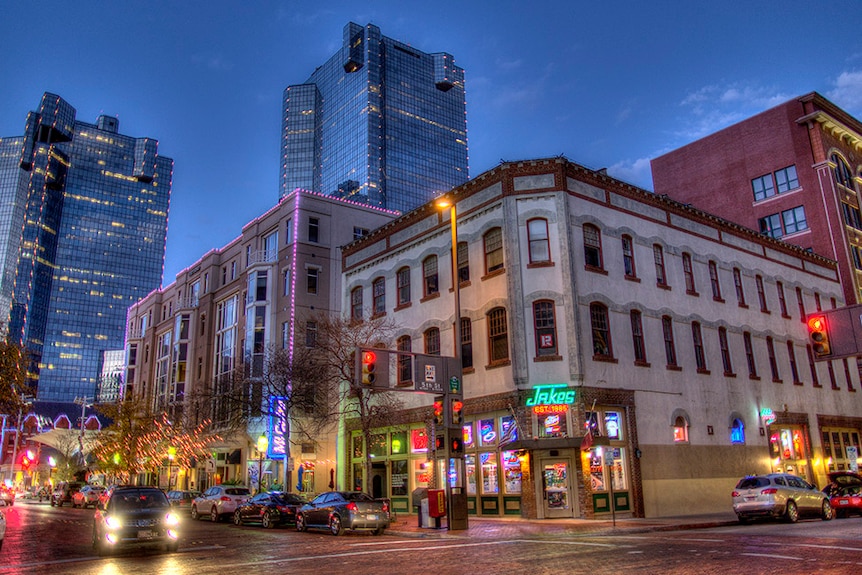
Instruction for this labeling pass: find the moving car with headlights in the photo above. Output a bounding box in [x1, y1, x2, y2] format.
[191, 485, 250, 522]
[92, 486, 180, 555]
[732, 473, 833, 523]
[296, 491, 390, 535]
[233, 491, 305, 528]
[823, 471, 862, 518]
[72, 485, 106, 508]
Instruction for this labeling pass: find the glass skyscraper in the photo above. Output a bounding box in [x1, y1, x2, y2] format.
[0, 93, 172, 402]
[280, 22, 469, 213]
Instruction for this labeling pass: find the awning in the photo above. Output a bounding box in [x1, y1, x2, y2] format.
[501, 435, 607, 452]
[30, 428, 101, 453]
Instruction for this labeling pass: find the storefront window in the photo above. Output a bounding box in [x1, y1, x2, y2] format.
[589, 451, 605, 491]
[604, 411, 622, 440]
[480, 452, 499, 493]
[410, 429, 428, 453]
[479, 419, 497, 446]
[463, 422, 475, 449]
[412, 459, 430, 488]
[500, 415, 519, 444]
[502, 450, 522, 494]
[465, 454, 477, 495]
[369, 434, 387, 458]
[353, 463, 363, 491]
[390, 431, 407, 455]
[538, 411, 568, 438]
[608, 448, 627, 490]
[391, 460, 408, 495]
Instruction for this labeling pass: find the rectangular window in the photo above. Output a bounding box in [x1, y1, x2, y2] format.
[528, 219, 551, 263]
[751, 173, 775, 201]
[484, 228, 504, 273]
[782, 206, 808, 234]
[777, 281, 788, 317]
[457, 242, 470, 283]
[767, 337, 780, 381]
[307, 268, 319, 295]
[353, 227, 369, 240]
[590, 303, 612, 358]
[683, 253, 696, 294]
[423, 257, 439, 297]
[692, 322, 707, 372]
[373, 278, 385, 315]
[461, 317, 473, 371]
[488, 308, 510, 363]
[709, 261, 722, 300]
[756, 275, 768, 312]
[787, 341, 800, 384]
[662, 316, 677, 367]
[654, 245, 667, 286]
[397, 267, 411, 306]
[308, 217, 319, 243]
[622, 235, 636, 278]
[305, 320, 317, 347]
[796, 287, 806, 323]
[774, 165, 799, 193]
[719, 327, 732, 375]
[534, 301, 558, 357]
[759, 213, 783, 238]
[630, 310, 646, 364]
[351, 288, 363, 321]
[733, 268, 746, 306]
[744, 332, 757, 378]
[583, 225, 602, 269]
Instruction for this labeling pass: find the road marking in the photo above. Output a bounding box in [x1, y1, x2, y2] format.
[741, 552, 802, 560]
[762, 542, 862, 553]
[0, 545, 227, 573]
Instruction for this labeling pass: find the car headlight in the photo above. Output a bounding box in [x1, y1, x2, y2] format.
[105, 515, 123, 530]
[164, 512, 180, 527]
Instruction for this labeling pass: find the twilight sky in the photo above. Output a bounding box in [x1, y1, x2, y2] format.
[2, 0, 861, 284]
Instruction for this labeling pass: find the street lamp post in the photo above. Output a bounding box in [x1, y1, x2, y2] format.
[257, 433, 269, 494]
[435, 196, 468, 530]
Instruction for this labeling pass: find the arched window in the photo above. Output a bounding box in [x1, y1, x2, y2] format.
[583, 224, 603, 269]
[533, 300, 557, 357]
[730, 417, 745, 444]
[527, 218, 551, 263]
[372, 277, 386, 316]
[423, 255, 439, 297]
[590, 302, 612, 358]
[424, 328, 440, 356]
[350, 287, 363, 321]
[484, 227, 504, 274]
[487, 307, 510, 363]
[831, 153, 855, 188]
[671, 409, 690, 443]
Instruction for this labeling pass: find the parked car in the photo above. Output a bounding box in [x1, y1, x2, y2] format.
[167, 490, 201, 509]
[823, 471, 862, 518]
[296, 491, 390, 535]
[233, 492, 305, 528]
[732, 473, 833, 523]
[51, 481, 84, 507]
[72, 485, 106, 509]
[191, 485, 251, 522]
[0, 499, 7, 551]
[92, 485, 180, 555]
[0, 486, 14, 506]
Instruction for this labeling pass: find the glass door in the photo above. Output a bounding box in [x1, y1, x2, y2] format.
[541, 459, 574, 518]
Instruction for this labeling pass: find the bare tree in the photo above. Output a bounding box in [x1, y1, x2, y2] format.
[0, 335, 31, 416]
[92, 398, 157, 482]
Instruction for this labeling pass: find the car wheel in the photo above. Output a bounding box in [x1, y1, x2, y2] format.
[296, 514, 307, 532]
[262, 511, 276, 529]
[821, 500, 834, 521]
[210, 506, 220, 522]
[784, 500, 799, 523]
[233, 510, 243, 526]
[371, 527, 385, 536]
[736, 515, 749, 525]
[166, 541, 179, 552]
[329, 515, 343, 536]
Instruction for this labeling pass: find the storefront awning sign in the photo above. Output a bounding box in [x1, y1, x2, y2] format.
[525, 383, 576, 413]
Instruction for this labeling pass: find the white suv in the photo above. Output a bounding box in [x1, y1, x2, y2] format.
[191, 485, 250, 522]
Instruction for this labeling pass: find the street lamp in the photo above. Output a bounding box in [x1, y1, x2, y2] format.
[435, 197, 461, 359]
[257, 433, 269, 494]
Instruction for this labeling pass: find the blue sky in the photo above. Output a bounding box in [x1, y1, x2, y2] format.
[2, 1, 861, 284]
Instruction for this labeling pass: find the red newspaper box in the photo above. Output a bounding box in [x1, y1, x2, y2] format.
[427, 488, 446, 518]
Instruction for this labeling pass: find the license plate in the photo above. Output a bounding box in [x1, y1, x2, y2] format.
[744, 496, 755, 501]
[367, 514, 377, 521]
[137, 530, 153, 539]
[839, 499, 850, 505]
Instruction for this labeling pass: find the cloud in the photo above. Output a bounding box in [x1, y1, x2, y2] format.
[607, 157, 654, 190]
[191, 53, 234, 71]
[675, 83, 791, 140]
[827, 70, 862, 116]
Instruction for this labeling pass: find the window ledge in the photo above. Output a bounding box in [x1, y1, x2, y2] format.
[527, 261, 555, 269]
[738, 303, 749, 309]
[592, 355, 618, 363]
[371, 312, 387, 320]
[420, 292, 441, 303]
[760, 308, 771, 315]
[462, 367, 476, 375]
[657, 283, 672, 291]
[781, 313, 792, 320]
[772, 378, 783, 384]
[449, 280, 472, 292]
[534, 355, 563, 362]
[482, 268, 506, 281]
[686, 290, 700, 297]
[666, 364, 682, 371]
[584, 264, 608, 275]
[634, 360, 651, 368]
[713, 297, 725, 303]
[394, 302, 412, 312]
[624, 275, 641, 283]
[749, 375, 761, 381]
[696, 368, 711, 375]
[723, 372, 737, 378]
[485, 359, 511, 370]
[793, 380, 803, 386]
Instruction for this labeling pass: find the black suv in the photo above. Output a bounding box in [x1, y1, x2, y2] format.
[92, 486, 181, 555]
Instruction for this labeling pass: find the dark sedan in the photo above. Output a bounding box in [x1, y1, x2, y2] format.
[296, 491, 390, 536]
[233, 492, 306, 528]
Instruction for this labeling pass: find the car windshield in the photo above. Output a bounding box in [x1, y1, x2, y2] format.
[112, 491, 170, 511]
[226, 488, 250, 496]
[736, 477, 770, 489]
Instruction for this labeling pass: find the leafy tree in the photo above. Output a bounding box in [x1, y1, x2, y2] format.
[0, 335, 31, 416]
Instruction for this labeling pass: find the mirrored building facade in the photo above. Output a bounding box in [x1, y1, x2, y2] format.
[0, 93, 172, 402]
[280, 22, 468, 214]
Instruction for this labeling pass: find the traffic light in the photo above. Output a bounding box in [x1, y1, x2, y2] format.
[451, 436, 464, 455]
[435, 434, 445, 451]
[451, 398, 464, 426]
[361, 350, 378, 385]
[807, 315, 832, 357]
[21, 454, 31, 471]
[433, 396, 445, 426]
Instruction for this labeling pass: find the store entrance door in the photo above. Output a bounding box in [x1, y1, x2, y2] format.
[541, 459, 575, 518]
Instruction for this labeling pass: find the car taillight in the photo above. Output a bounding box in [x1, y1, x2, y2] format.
[761, 488, 778, 495]
[731, 491, 740, 497]
[220, 496, 232, 502]
[382, 501, 389, 512]
[346, 502, 358, 512]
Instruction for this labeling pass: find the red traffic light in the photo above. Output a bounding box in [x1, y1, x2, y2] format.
[433, 397, 445, 426]
[451, 437, 464, 455]
[362, 351, 377, 364]
[807, 315, 832, 357]
[451, 399, 464, 425]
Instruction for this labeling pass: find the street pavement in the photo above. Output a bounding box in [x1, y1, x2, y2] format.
[387, 511, 740, 539]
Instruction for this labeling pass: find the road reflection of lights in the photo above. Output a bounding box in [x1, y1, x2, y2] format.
[95, 564, 124, 575]
[94, 555, 181, 575]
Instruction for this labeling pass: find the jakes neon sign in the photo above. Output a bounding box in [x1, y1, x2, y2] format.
[525, 383, 576, 411]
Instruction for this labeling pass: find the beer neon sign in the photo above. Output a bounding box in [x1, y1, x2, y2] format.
[525, 383, 576, 413]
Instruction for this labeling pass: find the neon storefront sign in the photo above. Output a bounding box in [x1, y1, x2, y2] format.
[526, 383, 576, 413]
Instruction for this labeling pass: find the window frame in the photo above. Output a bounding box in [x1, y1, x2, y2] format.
[483, 227, 504, 275]
[622, 234, 637, 279]
[527, 218, 551, 264]
[718, 326, 733, 376]
[396, 267, 411, 307]
[662, 315, 677, 368]
[692, 321, 707, 373]
[630, 309, 647, 365]
[350, 287, 363, 321]
[590, 302, 613, 360]
[654, 244, 668, 287]
[583, 224, 603, 270]
[423, 255, 439, 298]
[372, 277, 386, 316]
[487, 307, 510, 364]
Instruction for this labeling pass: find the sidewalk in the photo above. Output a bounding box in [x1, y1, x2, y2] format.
[386, 512, 739, 539]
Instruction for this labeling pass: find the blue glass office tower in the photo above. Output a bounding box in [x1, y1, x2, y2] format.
[0, 93, 172, 402]
[280, 22, 468, 213]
